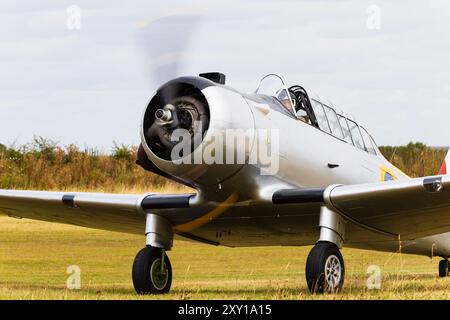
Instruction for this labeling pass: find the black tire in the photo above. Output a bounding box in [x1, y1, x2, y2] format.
[305, 242, 345, 293]
[132, 246, 172, 294]
[439, 260, 449, 278]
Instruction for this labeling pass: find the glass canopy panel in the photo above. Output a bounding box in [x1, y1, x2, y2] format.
[255, 74, 295, 115]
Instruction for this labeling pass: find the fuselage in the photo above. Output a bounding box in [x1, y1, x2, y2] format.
[140, 76, 450, 258]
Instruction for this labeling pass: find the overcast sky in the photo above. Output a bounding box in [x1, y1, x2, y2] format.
[1, 0, 450, 151]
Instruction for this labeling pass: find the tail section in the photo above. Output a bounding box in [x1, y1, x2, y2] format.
[438, 148, 450, 175]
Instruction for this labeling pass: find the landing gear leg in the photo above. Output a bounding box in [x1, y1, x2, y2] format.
[306, 206, 346, 293]
[439, 259, 449, 277]
[132, 214, 173, 294]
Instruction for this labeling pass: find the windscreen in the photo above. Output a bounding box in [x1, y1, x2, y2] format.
[255, 74, 295, 115]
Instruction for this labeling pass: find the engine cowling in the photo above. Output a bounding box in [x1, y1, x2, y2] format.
[138, 76, 255, 187]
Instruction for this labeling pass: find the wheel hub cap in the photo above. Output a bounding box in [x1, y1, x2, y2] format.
[150, 258, 168, 290]
[325, 254, 342, 292]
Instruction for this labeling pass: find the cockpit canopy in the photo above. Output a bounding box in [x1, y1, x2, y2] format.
[255, 74, 296, 114]
[254, 74, 379, 156]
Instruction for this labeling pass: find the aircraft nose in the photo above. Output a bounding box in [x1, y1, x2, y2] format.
[142, 81, 210, 162]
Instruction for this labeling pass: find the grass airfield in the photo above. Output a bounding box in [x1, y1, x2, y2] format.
[0, 216, 449, 300]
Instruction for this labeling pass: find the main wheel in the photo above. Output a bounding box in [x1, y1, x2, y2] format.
[305, 241, 345, 293]
[132, 246, 172, 294]
[439, 259, 449, 277]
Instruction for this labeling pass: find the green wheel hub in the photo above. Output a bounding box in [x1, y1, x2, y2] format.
[150, 258, 168, 290]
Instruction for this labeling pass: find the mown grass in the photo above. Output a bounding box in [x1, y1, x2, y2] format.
[0, 217, 449, 300]
[0, 139, 448, 299]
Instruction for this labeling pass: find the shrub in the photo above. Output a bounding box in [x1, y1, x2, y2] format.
[0, 139, 183, 193]
[112, 142, 133, 161]
[0, 139, 446, 192]
[379, 142, 446, 177]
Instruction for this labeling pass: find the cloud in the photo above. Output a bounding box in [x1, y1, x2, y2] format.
[1, 0, 450, 149]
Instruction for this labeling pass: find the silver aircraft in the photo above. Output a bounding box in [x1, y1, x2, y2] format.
[1, 72, 449, 294]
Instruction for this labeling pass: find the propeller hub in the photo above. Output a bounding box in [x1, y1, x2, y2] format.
[142, 82, 210, 161]
[155, 107, 173, 122]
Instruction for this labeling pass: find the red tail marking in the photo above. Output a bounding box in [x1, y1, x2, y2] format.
[438, 161, 447, 175]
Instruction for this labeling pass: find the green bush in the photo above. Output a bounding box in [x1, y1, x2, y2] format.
[0, 138, 182, 192]
[379, 142, 446, 177]
[0, 139, 446, 192]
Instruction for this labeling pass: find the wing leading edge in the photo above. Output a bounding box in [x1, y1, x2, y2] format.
[3, 175, 450, 243]
[0, 190, 194, 234]
[273, 175, 450, 240]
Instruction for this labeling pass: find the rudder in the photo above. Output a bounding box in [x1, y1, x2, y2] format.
[438, 147, 450, 175]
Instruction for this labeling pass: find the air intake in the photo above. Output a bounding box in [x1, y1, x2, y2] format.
[199, 72, 226, 85]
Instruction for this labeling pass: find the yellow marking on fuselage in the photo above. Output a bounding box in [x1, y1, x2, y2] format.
[380, 165, 398, 181]
[381, 163, 410, 181]
[174, 192, 239, 233]
[380, 164, 410, 181]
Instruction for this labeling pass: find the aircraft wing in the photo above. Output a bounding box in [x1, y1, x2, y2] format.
[0, 190, 194, 235]
[273, 175, 450, 240]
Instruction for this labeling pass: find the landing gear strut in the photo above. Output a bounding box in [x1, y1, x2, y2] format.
[132, 213, 174, 294]
[439, 259, 449, 277]
[306, 206, 346, 293]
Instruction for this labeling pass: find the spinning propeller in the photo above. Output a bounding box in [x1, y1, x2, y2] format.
[137, 13, 209, 161]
